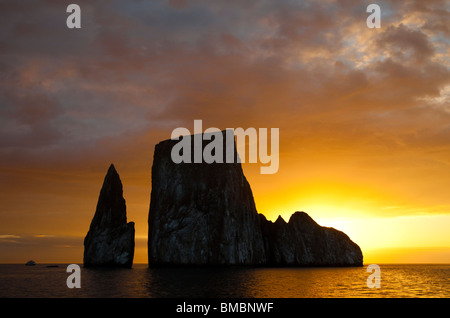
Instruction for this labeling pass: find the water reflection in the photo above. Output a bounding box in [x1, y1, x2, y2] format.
[140, 266, 370, 298]
[144, 267, 259, 297]
[1, 264, 449, 297]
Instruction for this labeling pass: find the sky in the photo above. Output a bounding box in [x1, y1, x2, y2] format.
[0, 0, 449, 264]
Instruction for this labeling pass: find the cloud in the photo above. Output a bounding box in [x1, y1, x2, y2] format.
[0, 234, 22, 244]
[0, 1, 447, 147]
[375, 24, 434, 64]
[0, 0, 449, 219]
[0, 234, 21, 239]
[0, 1, 448, 170]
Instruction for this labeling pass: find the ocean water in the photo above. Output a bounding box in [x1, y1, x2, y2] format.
[0, 264, 449, 298]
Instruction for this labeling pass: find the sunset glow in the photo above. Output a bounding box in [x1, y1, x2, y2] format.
[1, 0, 449, 264]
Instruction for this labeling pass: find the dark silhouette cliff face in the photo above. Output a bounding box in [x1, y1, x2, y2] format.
[84, 164, 135, 268]
[148, 131, 363, 267]
[148, 132, 266, 265]
[259, 212, 363, 266]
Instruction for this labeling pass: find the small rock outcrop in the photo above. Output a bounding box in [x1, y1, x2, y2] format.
[84, 164, 135, 268]
[260, 212, 363, 266]
[148, 131, 363, 267]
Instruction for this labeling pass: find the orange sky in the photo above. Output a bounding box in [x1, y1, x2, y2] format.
[1, 0, 449, 264]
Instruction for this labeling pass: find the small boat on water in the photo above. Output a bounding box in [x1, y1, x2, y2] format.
[25, 260, 36, 266]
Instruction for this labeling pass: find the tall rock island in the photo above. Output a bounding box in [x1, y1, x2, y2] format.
[148, 132, 266, 265]
[148, 131, 363, 267]
[84, 164, 135, 268]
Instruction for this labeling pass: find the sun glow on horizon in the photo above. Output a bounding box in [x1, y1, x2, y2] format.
[251, 175, 450, 264]
[1, 0, 450, 266]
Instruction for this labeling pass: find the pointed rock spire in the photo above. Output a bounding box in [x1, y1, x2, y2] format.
[89, 164, 127, 230]
[84, 164, 135, 268]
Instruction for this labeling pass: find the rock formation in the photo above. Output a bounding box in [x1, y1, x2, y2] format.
[84, 164, 135, 268]
[148, 131, 266, 265]
[259, 213, 363, 266]
[148, 131, 363, 267]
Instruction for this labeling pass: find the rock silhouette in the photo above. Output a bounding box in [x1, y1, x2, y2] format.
[84, 164, 135, 268]
[259, 212, 363, 266]
[148, 131, 266, 265]
[148, 131, 363, 266]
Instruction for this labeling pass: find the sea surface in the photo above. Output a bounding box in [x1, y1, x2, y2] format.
[0, 264, 449, 298]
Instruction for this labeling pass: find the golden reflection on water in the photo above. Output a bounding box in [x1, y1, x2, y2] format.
[1, 264, 449, 297]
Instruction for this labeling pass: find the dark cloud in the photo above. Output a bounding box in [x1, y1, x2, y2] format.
[376, 24, 434, 64]
[0, 0, 448, 157]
